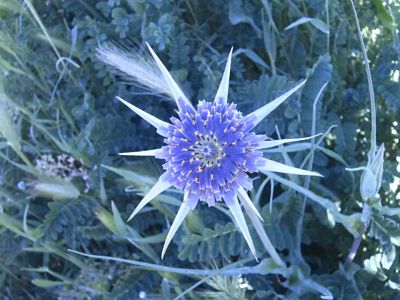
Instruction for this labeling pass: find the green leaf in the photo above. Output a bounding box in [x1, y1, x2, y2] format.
[368, 212, 400, 269]
[285, 17, 329, 34]
[31, 279, 65, 288]
[373, 0, 394, 29]
[102, 164, 156, 187]
[111, 201, 128, 236]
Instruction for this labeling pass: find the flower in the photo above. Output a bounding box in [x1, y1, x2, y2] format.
[100, 43, 322, 259]
[347, 144, 385, 202]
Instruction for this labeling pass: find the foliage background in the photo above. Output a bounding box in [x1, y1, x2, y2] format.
[0, 0, 399, 299]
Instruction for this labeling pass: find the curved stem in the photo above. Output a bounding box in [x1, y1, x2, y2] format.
[68, 249, 285, 276]
[349, 0, 376, 151]
[344, 204, 370, 268]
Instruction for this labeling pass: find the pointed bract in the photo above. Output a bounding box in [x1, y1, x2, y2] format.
[257, 158, 322, 177]
[227, 197, 257, 259]
[246, 80, 307, 129]
[237, 187, 263, 221]
[161, 201, 192, 259]
[214, 48, 233, 104]
[256, 133, 322, 149]
[146, 42, 193, 111]
[119, 149, 162, 156]
[112, 49, 325, 262]
[117, 97, 169, 133]
[127, 175, 172, 222]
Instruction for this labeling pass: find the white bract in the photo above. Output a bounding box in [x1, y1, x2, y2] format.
[99, 43, 322, 259]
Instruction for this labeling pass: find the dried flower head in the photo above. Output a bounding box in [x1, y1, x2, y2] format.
[99, 43, 321, 259]
[35, 154, 90, 192]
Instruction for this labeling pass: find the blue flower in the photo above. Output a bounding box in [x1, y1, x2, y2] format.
[101, 43, 321, 259]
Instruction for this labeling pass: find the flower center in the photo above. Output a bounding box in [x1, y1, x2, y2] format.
[191, 133, 223, 167]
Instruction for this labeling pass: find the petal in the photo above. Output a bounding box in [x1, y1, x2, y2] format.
[256, 133, 322, 149]
[161, 198, 193, 259]
[214, 47, 233, 104]
[245, 80, 307, 129]
[257, 157, 322, 177]
[117, 97, 170, 134]
[119, 148, 162, 156]
[237, 187, 263, 221]
[146, 42, 193, 111]
[227, 196, 257, 259]
[127, 174, 172, 222]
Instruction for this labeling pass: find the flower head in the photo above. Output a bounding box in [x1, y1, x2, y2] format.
[99, 43, 321, 259]
[157, 98, 264, 208]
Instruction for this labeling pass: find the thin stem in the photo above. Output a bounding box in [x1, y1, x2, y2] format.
[296, 82, 328, 262]
[326, 0, 330, 55]
[261, 0, 295, 73]
[349, 0, 376, 151]
[68, 249, 283, 276]
[344, 204, 370, 268]
[185, 0, 199, 27]
[15, 149, 34, 169]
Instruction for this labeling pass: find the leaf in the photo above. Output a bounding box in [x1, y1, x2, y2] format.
[246, 79, 307, 129]
[368, 212, 400, 269]
[162, 202, 191, 259]
[31, 279, 65, 288]
[235, 48, 269, 69]
[228, 0, 261, 35]
[373, 0, 394, 29]
[179, 223, 241, 261]
[127, 174, 171, 222]
[42, 199, 97, 248]
[377, 81, 400, 112]
[111, 201, 128, 236]
[285, 17, 329, 34]
[214, 47, 232, 103]
[101, 165, 156, 187]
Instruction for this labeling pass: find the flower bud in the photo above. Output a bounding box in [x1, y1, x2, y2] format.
[360, 144, 384, 201]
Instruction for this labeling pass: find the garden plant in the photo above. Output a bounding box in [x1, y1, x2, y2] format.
[0, 0, 400, 299]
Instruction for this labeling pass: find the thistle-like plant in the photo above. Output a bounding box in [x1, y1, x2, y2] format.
[98, 43, 322, 259]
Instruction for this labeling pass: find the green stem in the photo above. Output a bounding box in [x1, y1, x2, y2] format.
[68, 250, 285, 276]
[326, 0, 330, 55]
[349, 0, 377, 151]
[296, 82, 328, 264]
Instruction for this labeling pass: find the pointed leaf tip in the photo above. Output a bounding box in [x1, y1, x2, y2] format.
[237, 187, 263, 221]
[118, 149, 162, 157]
[127, 176, 171, 222]
[161, 202, 191, 259]
[116, 97, 170, 132]
[228, 197, 257, 259]
[246, 79, 307, 129]
[214, 47, 234, 104]
[145, 42, 193, 111]
[256, 133, 323, 149]
[257, 158, 323, 177]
